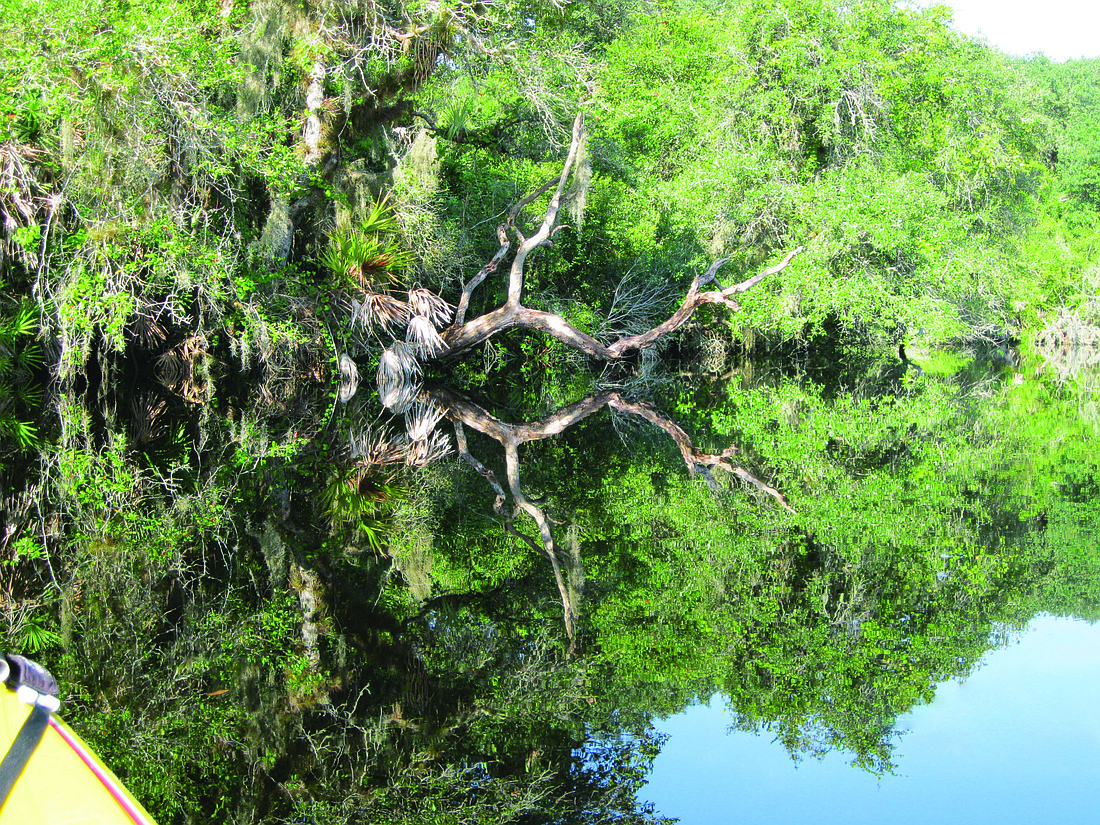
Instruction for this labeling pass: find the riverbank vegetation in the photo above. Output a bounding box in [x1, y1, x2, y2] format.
[2, 0, 1100, 821]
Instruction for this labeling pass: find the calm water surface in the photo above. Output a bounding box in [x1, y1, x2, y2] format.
[644, 615, 1100, 824]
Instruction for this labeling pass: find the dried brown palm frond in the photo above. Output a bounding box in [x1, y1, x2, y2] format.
[349, 297, 365, 329]
[377, 342, 421, 383]
[405, 399, 444, 442]
[361, 292, 409, 332]
[367, 438, 406, 466]
[130, 393, 168, 444]
[377, 343, 422, 414]
[155, 349, 184, 386]
[129, 306, 168, 350]
[155, 335, 207, 405]
[405, 430, 451, 467]
[338, 353, 359, 403]
[406, 314, 447, 359]
[406, 287, 453, 327]
[349, 429, 370, 459]
[349, 427, 406, 466]
[379, 380, 420, 415]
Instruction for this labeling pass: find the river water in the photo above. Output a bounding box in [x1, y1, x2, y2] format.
[7, 328, 1099, 823]
[645, 615, 1100, 823]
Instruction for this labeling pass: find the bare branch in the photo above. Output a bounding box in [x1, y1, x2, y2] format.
[606, 247, 803, 356]
[454, 412, 577, 650]
[450, 170, 565, 327]
[430, 386, 612, 443]
[507, 114, 586, 306]
[607, 394, 796, 512]
[454, 224, 509, 326]
[508, 174, 562, 225]
[722, 246, 805, 297]
[443, 244, 803, 360]
[438, 109, 802, 363]
[432, 386, 608, 655]
[504, 441, 578, 654]
[452, 422, 507, 513]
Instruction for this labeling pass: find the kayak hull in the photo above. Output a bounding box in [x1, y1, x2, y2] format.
[0, 687, 157, 824]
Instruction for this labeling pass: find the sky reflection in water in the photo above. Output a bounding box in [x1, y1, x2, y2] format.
[644, 615, 1100, 824]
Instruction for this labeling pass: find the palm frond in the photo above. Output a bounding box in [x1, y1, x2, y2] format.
[338, 354, 360, 403]
[362, 292, 410, 332]
[0, 416, 37, 450]
[350, 427, 406, 465]
[405, 430, 452, 467]
[405, 399, 445, 442]
[407, 287, 454, 327]
[377, 343, 422, 413]
[324, 196, 414, 290]
[360, 193, 401, 236]
[406, 315, 448, 359]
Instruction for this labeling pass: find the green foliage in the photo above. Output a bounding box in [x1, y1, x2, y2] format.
[1025, 57, 1100, 208]
[0, 295, 43, 452]
[583, 0, 1051, 344]
[324, 197, 415, 289]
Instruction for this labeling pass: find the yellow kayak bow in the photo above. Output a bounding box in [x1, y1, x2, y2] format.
[0, 655, 157, 824]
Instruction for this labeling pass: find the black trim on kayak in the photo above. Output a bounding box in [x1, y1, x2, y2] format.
[0, 704, 50, 807]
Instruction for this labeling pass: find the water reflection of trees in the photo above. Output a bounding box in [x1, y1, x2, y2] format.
[1, 171, 1096, 817]
[2, 330, 1096, 821]
[424, 385, 794, 654]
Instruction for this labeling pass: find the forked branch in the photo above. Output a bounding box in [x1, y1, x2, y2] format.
[441, 112, 802, 361]
[430, 386, 796, 652]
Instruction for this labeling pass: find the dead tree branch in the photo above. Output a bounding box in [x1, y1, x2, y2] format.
[440, 111, 802, 360]
[437, 386, 598, 655]
[429, 386, 796, 651]
[605, 395, 795, 512]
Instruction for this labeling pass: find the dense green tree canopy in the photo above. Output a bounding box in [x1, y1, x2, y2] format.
[0, 0, 1099, 822]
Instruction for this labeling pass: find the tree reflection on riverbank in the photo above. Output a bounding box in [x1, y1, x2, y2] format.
[5, 320, 1099, 822]
[645, 616, 1100, 825]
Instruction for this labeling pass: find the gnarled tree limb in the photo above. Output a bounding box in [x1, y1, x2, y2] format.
[605, 394, 795, 512]
[429, 386, 796, 652]
[506, 114, 586, 307]
[436, 385, 592, 655]
[440, 112, 803, 361]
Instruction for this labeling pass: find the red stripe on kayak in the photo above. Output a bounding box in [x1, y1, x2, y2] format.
[47, 717, 156, 825]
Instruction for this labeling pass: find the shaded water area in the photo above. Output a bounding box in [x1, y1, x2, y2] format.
[2, 317, 1099, 824]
